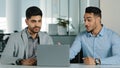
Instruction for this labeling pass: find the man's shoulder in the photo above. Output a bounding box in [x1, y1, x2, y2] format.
[39, 31, 48, 35]
[9, 31, 22, 38]
[103, 27, 120, 37]
[78, 31, 87, 36]
[104, 27, 118, 34]
[38, 32, 53, 44]
[75, 31, 87, 39]
[38, 32, 52, 37]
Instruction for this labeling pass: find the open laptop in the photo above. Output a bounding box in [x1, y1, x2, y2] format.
[36, 44, 70, 67]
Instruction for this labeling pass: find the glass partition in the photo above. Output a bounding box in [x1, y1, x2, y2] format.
[0, 0, 99, 34]
[39, 0, 100, 35]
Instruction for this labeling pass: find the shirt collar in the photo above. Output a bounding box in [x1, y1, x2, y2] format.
[25, 28, 31, 38]
[87, 25, 105, 37]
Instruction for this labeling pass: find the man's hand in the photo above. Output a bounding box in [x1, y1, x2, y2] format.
[21, 58, 37, 66]
[82, 57, 95, 65]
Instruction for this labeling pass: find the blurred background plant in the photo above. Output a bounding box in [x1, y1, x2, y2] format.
[57, 18, 69, 28]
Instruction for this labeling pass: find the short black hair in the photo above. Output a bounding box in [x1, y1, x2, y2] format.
[85, 6, 101, 18]
[26, 6, 43, 19]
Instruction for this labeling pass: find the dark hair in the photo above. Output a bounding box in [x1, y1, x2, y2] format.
[26, 6, 43, 19]
[85, 6, 101, 18]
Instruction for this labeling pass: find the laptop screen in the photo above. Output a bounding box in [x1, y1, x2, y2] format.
[36, 45, 70, 67]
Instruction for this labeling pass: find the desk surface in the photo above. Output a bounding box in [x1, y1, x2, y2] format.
[0, 64, 120, 68]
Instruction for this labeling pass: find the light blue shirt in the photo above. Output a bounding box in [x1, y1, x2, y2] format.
[70, 26, 120, 64]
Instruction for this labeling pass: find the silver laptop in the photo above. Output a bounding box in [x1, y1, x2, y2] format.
[36, 44, 70, 67]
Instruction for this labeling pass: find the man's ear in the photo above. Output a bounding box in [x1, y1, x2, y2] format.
[25, 19, 28, 25]
[97, 17, 101, 22]
[96, 16, 101, 21]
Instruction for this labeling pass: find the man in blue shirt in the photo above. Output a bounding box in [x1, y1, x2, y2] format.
[70, 6, 120, 65]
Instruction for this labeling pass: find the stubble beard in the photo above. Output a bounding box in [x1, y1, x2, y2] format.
[29, 27, 41, 34]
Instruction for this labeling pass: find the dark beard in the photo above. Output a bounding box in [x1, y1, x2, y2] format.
[31, 27, 40, 33]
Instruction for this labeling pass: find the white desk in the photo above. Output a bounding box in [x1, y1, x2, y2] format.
[0, 64, 120, 68]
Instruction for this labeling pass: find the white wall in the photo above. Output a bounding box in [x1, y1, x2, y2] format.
[100, 0, 120, 35]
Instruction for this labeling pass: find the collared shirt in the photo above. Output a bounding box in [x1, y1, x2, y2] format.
[26, 29, 39, 58]
[70, 26, 120, 64]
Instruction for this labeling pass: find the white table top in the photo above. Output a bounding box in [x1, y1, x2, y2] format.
[0, 64, 120, 68]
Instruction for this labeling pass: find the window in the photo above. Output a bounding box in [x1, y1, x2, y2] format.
[0, 0, 7, 33]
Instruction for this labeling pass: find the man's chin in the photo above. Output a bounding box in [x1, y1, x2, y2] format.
[86, 30, 91, 33]
[34, 31, 40, 33]
[33, 30, 40, 33]
[33, 29, 40, 33]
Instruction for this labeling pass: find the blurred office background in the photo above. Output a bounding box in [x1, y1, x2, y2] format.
[0, 0, 100, 34]
[0, 0, 120, 34]
[0, 0, 99, 51]
[0, 0, 120, 63]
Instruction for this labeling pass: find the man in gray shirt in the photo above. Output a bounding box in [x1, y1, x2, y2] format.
[0, 6, 53, 65]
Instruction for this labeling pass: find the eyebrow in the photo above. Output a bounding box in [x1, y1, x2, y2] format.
[84, 17, 92, 19]
[31, 20, 37, 22]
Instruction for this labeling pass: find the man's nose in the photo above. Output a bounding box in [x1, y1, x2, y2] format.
[84, 21, 88, 26]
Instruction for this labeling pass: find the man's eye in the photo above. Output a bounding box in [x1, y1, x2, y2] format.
[38, 20, 41, 22]
[88, 19, 91, 22]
